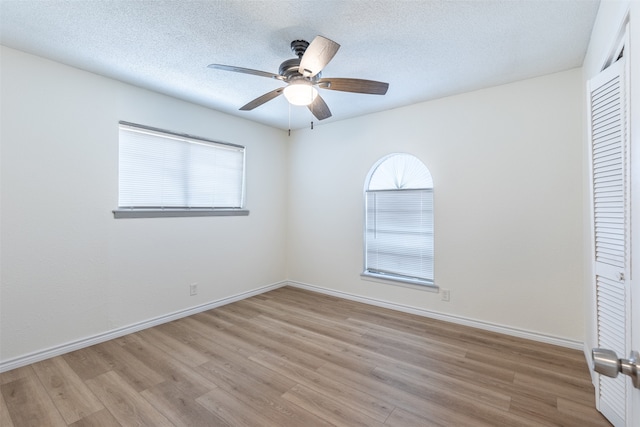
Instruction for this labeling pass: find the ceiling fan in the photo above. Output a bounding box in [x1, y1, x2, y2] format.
[208, 36, 389, 121]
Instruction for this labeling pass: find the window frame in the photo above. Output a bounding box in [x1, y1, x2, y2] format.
[362, 153, 436, 290]
[113, 121, 249, 219]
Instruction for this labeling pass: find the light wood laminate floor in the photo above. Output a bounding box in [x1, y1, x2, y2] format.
[1, 286, 611, 426]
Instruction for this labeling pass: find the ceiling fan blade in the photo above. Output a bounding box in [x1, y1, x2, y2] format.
[208, 64, 284, 80]
[299, 36, 340, 78]
[240, 88, 284, 111]
[318, 78, 389, 95]
[307, 94, 332, 120]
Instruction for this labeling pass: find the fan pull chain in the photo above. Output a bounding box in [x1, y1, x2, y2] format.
[311, 121, 314, 130]
[288, 102, 291, 136]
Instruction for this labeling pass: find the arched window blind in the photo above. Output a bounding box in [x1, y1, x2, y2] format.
[117, 122, 246, 216]
[364, 153, 434, 286]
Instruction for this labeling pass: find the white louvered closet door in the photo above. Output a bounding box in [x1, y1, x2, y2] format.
[589, 57, 630, 427]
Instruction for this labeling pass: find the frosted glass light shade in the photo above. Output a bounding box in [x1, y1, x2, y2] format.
[283, 81, 318, 106]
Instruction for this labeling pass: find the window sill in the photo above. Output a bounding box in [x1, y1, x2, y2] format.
[361, 272, 438, 292]
[113, 208, 250, 219]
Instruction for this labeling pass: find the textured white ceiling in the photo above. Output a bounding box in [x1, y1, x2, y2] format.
[0, 0, 600, 130]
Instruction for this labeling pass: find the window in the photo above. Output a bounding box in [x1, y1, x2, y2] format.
[363, 153, 434, 287]
[114, 122, 248, 218]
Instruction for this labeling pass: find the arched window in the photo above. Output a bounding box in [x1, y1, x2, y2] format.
[363, 153, 434, 286]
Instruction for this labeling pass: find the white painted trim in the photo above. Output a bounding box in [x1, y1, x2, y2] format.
[0, 281, 287, 373]
[1, 278, 584, 373]
[360, 272, 439, 292]
[286, 280, 584, 350]
[584, 342, 598, 387]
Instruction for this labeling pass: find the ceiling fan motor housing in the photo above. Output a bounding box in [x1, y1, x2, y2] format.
[279, 57, 321, 82]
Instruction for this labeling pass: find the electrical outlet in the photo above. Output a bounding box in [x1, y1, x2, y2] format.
[190, 283, 198, 296]
[441, 289, 450, 302]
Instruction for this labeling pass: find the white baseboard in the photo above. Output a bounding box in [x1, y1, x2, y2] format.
[286, 280, 584, 351]
[1, 279, 584, 373]
[0, 281, 287, 373]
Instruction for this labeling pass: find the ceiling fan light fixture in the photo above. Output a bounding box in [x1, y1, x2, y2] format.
[283, 80, 318, 106]
[209, 36, 388, 121]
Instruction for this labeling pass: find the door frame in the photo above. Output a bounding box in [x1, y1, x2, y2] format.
[626, 6, 640, 426]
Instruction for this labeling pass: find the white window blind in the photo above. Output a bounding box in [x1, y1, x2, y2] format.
[118, 122, 245, 211]
[366, 189, 433, 282]
[364, 153, 434, 286]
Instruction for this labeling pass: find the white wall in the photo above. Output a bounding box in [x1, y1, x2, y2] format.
[0, 42, 590, 366]
[288, 68, 585, 342]
[0, 46, 288, 363]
